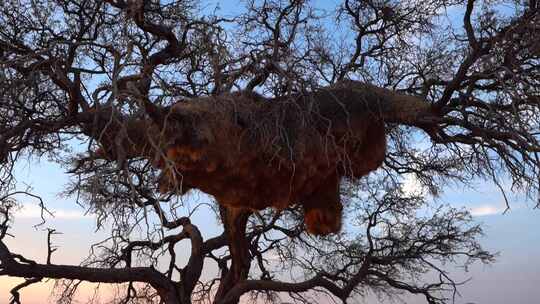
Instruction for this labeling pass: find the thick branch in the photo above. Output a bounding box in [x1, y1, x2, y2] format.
[0, 241, 177, 302]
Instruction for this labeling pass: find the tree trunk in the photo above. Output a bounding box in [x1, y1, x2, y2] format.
[213, 207, 252, 304]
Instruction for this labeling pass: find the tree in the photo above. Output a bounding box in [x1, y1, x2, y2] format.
[0, 0, 538, 303]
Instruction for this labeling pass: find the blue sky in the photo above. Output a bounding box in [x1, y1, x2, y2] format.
[1, 1, 539, 303]
[2, 142, 539, 304]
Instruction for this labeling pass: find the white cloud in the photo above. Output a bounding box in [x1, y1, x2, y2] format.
[401, 174, 425, 196]
[14, 204, 88, 220]
[469, 205, 505, 217]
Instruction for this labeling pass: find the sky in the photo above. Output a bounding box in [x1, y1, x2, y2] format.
[2, 150, 539, 304]
[1, 1, 539, 303]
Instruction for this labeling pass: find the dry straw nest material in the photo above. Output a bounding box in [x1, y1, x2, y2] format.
[151, 83, 388, 235]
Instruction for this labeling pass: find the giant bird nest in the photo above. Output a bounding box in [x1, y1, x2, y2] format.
[99, 82, 391, 235]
